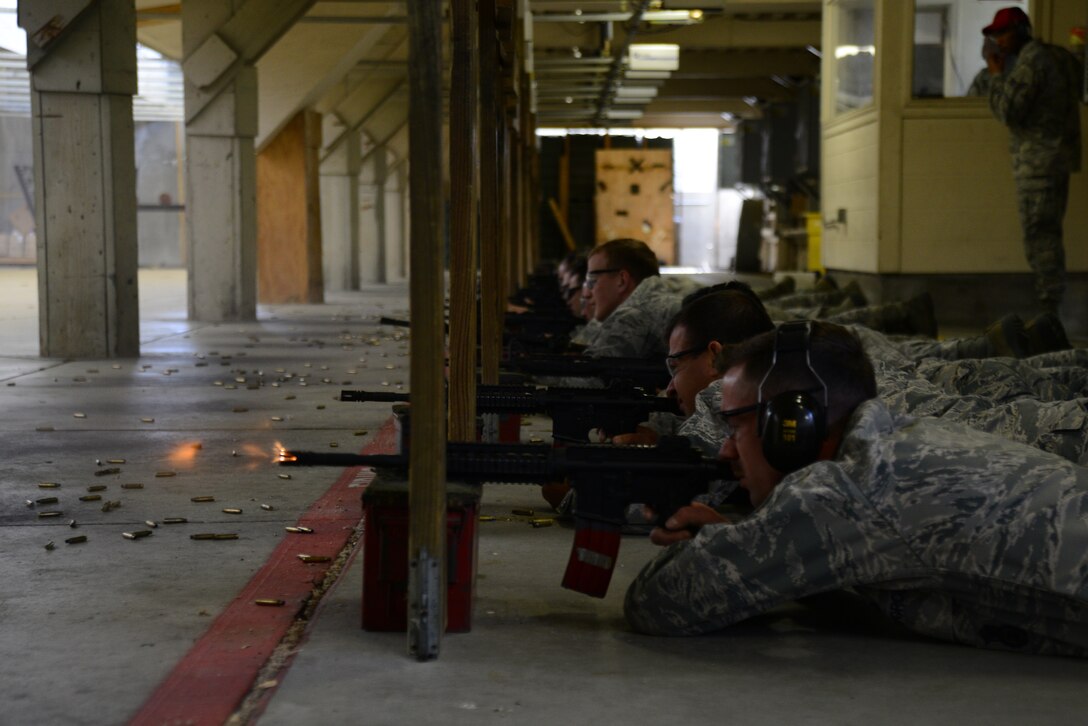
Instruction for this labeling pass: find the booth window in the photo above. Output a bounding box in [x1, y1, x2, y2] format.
[912, 0, 1032, 99]
[832, 0, 876, 114]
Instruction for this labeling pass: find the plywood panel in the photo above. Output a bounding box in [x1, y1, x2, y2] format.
[257, 110, 323, 303]
[594, 149, 675, 264]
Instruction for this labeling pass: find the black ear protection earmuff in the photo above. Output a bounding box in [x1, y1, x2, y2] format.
[757, 321, 829, 473]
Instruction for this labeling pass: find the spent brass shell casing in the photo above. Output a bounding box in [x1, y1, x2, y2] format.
[44, 541, 55, 551]
[155, 471, 176, 478]
[36, 496, 59, 505]
[87, 485, 107, 492]
[511, 508, 535, 517]
[37, 511, 62, 518]
[530, 518, 555, 528]
[277, 473, 292, 480]
[214, 533, 239, 540]
[145, 520, 158, 528]
[38, 482, 60, 489]
[297, 554, 330, 563]
[140, 418, 155, 423]
[190, 496, 215, 503]
[36, 426, 55, 432]
[73, 412, 86, 419]
[79, 495, 102, 502]
[121, 483, 144, 490]
[25, 499, 33, 507]
[222, 508, 242, 514]
[66, 535, 87, 544]
[285, 526, 314, 534]
[107, 459, 126, 464]
[122, 531, 152, 540]
[68, 520, 77, 528]
[478, 515, 497, 522]
[162, 517, 188, 524]
[94, 468, 121, 477]
[260, 504, 274, 511]
[255, 599, 285, 607]
[190, 533, 216, 540]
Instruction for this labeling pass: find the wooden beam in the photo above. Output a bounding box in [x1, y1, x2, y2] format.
[448, 0, 479, 443]
[184, 0, 318, 124]
[322, 78, 407, 163]
[478, 0, 502, 386]
[406, 0, 446, 661]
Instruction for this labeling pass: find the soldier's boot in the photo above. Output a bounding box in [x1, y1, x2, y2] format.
[814, 275, 838, 293]
[758, 275, 797, 301]
[904, 292, 939, 338]
[841, 280, 867, 308]
[954, 314, 1030, 359]
[818, 281, 869, 317]
[1024, 312, 1071, 355]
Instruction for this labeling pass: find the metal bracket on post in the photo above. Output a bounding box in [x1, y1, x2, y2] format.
[480, 412, 500, 443]
[408, 546, 441, 661]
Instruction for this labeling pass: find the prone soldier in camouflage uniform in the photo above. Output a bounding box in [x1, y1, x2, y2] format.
[625, 322, 1088, 656]
[541, 239, 690, 388]
[985, 7, 1083, 314]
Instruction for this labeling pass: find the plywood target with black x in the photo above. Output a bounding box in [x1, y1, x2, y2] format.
[593, 149, 675, 264]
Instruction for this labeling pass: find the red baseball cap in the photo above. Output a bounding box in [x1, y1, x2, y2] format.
[983, 7, 1031, 35]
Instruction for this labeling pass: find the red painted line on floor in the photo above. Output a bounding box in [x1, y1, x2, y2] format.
[129, 418, 399, 726]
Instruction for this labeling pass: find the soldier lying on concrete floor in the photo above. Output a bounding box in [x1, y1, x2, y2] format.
[617, 284, 1088, 473]
[625, 321, 1088, 657]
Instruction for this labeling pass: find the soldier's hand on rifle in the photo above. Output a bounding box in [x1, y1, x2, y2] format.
[611, 426, 660, 446]
[649, 502, 726, 546]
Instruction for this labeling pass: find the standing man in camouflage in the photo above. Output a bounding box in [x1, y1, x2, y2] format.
[985, 7, 1082, 316]
[625, 322, 1088, 656]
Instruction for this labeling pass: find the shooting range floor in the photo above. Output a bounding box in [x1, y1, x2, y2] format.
[1, 267, 1087, 726]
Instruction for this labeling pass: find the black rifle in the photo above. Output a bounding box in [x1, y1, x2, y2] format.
[340, 384, 680, 443]
[504, 354, 671, 392]
[279, 437, 729, 598]
[381, 312, 581, 341]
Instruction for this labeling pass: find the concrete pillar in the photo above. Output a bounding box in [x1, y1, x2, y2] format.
[21, 0, 140, 358]
[320, 130, 361, 291]
[373, 146, 388, 284]
[256, 109, 323, 303]
[182, 0, 257, 321]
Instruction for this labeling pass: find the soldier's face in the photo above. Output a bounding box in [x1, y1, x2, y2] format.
[664, 325, 721, 417]
[584, 252, 628, 321]
[718, 366, 784, 507]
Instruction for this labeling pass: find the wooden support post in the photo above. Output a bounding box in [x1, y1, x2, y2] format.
[449, 0, 479, 443]
[406, 0, 446, 662]
[477, 0, 502, 386]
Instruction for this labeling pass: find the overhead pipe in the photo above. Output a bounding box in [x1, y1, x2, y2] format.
[592, 0, 651, 127]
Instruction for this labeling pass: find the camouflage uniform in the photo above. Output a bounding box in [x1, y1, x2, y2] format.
[569, 318, 602, 347]
[643, 380, 726, 459]
[624, 398, 1088, 656]
[989, 39, 1083, 309]
[855, 326, 1088, 464]
[584, 276, 684, 360]
[543, 276, 684, 388]
[966, 67, 990, 97]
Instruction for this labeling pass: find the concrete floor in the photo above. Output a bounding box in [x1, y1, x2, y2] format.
[2, 267, 1087, 726]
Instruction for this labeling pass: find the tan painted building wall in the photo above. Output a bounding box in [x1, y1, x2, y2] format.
[820, 0, 1087, 276]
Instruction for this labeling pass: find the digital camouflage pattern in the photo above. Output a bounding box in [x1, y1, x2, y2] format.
[584, 275, 684, 360]
[989, 39, 1082, 178]
[989, 39, 1082, 306]
[541, 276, 685, 388]
[624, 399, 1088, 656]
[855, 326, 1088, 464]
[569, 318, 602, 347]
